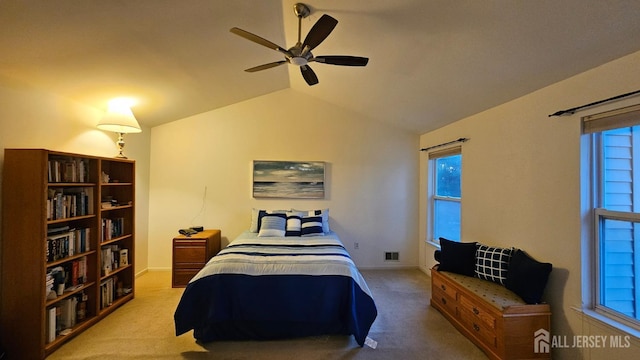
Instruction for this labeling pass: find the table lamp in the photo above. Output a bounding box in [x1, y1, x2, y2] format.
[97, 99, 142, 159]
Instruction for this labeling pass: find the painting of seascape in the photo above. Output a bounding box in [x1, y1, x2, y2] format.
[253, 161, 325, 199]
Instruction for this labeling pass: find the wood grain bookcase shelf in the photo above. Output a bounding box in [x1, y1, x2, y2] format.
[1, 149, 136, 359]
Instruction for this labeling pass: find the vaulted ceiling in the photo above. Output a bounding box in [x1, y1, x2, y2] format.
[2, 1, 640, 134]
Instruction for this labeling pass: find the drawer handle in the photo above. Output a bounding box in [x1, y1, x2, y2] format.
[473, 323, 480, 332]
[441, 297, 447, 305]
[473, 307, 479, 315]
[441, 284, 446, 291]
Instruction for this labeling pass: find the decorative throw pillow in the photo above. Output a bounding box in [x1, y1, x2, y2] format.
[285, 215, 302, 236]
[293, 208, 330, 233]
[257, 214, 287, 237]
[505, 249, 552, 304]
[250, 208, 288, 232]
[475, 244, 513, 285]
[437, 238, 477, 277]
[301, 216, 324, 236]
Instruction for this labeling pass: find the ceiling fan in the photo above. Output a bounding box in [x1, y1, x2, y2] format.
[230, 3, 368, 86]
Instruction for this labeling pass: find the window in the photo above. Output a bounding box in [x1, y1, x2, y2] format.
[428, 147, 462, 243]
[585, 104, 640, 331]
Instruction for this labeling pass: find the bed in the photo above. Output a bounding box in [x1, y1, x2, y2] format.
[173, 230, 378, 346]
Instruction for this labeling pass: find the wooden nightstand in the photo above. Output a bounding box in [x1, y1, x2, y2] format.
[172, 229, 221, 288]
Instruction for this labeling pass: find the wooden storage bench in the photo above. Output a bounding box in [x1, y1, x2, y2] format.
[431, 266, 551, 360]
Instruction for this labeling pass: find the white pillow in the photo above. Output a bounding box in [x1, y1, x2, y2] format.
[285, 215, 302, 236]
[257, 214, 286, 237]
[250, 208, 289, 232]
[292, 208, 330, 233]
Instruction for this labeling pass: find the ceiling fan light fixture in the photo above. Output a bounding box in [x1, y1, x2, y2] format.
[290, 57, 308, 66]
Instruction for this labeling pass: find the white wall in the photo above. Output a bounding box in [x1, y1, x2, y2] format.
[0, 80, 151, 273]
[419, 50, 640, 359]
[148, 88, 420, 269]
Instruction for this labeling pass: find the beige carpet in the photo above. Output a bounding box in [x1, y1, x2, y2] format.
[47, 269, 487, 360]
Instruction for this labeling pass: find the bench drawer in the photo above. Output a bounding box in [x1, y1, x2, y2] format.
[432, 287, 457, 315]
[459, 306, 498, 349]
[431, 271, 458, 300]
[459, 294, 497, 331]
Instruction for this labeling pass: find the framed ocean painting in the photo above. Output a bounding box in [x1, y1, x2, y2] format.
[253, 161, 325, 199]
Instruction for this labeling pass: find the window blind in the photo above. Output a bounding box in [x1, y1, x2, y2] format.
[582, 104, 640, 134]
[427, 146, 461, 160]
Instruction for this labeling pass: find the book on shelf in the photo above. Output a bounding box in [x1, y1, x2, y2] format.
[47, 228, 90, 262]
[46, 256, 88, 297]
[48, 266, 65, 296]
[45, 291, 88, 340]
[65, 257, 87, 286]
[101, 217, 124, 241]
[59, 297, 78, 329]
[47, 307, 57, 343]
[101, 245, 123, 276]
[76, 292, 87, 322]
[48, 157, 89, 183]
[120, 249, 129, 266]
[46, 273, 55, 297]
[100, 277, 116, 309]
[47, 188, 94, 220]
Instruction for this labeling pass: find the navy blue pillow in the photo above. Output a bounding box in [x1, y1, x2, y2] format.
[505, 249, 552, 304]
[437, 238, 477, 277]
[301, 216, 324, 236]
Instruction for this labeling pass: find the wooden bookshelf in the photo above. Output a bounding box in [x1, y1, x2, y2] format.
[1, 149, 136, 359]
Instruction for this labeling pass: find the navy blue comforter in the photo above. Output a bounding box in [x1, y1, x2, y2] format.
[174, 232, 377, 346]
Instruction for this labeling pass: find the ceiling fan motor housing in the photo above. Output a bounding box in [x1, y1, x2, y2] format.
[294, 3, 310, 18]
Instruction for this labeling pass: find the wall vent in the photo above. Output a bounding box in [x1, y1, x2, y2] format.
[384, 252, 399, 261]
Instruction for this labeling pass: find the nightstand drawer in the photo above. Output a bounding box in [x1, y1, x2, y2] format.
[174, 244, 208, 266]
[173, 269, 200, 288]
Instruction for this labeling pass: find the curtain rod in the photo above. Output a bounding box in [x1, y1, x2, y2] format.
[549, 89, 640, 117]
[420, 137, 469, 152]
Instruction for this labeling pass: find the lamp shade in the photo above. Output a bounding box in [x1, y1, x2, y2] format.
[97, 101, 142, 133]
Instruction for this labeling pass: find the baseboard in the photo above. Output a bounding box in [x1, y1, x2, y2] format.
[135, 269, 148, 278]
[135, 267, 171, 278]
[419, 266, 431, 276]
[357, 265, 421, 271]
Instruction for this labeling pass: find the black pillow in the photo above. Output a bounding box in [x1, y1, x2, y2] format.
[505, 249, 552, 304]
[437, 238, 477, 277]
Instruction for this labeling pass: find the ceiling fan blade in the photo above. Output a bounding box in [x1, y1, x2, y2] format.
[230, 27, 292, 57]
[314, 55, 369, 66]
[300, 65, 319, 86]
[245, 61, 287, 72]
[302, 14, 338, 52]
